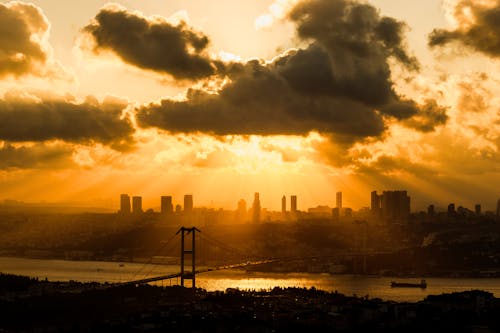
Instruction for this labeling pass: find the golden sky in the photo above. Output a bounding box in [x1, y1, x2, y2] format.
[0, 0, 499, 212]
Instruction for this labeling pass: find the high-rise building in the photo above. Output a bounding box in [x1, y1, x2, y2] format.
[336, 192, 342, 209]
[370, 191, 381, 216]
[161, 196, 173, 214]
[238, 199, 247, 212]
[132, 196, 142, 213]
[281, 195, 286, 213]
[120, 194, 131, 214]
[291, 195, 297, 213]
[332, 207, 340, 222]
[427, 204, 435, 217]
[497, 199, 500, 216]
[475, 204, 481, 216]
[371, 190, 410, 221]
[184, 195, 193, 213]
[237, 199, 247, 222]
[380, 191, 410, 220]
[252, 193, 261, 223]
[447, 203, 455, 217]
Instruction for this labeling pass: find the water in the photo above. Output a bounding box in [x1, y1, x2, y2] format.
[1, 257, 499, 302]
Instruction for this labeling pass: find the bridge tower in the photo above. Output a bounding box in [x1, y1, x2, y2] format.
[177, 227, 200, 289]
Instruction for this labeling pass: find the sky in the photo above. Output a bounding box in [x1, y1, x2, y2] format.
[0, 0, 499, 212]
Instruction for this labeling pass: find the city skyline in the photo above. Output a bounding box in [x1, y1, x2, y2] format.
[0, 0, 499, 212]
[114, 190, 500, 216]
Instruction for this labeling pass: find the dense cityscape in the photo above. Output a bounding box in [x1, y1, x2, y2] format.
[113, 190, 500, 225]
[2, 0, 500, 330]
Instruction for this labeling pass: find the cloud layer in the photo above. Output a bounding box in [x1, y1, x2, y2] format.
[0, 143, 74, 169]
[0, 92, 134, 150]
[429, 0, 500, 57]
[83, 4, 222, 80]
[137, 0, 446, 143]
[0, 2, 50, 78]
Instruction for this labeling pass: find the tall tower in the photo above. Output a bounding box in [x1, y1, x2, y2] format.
[370, 191, 381, 216]
[336, 192, 342, 209]
[132, 196, 142, 213]
[281, 195, 286, 213]
[120, 194, 131, 214]
[161, 196, 173, 214]
[237, 199, 247, 222]
[291, 195, 297, 213]
[475, 204, 481, 216]
[184, 195, 193, 213]
[252, 192, 261, 223]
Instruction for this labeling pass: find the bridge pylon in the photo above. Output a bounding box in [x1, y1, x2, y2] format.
[176, 227, 200, 289]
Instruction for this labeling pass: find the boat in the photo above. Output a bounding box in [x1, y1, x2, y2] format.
[390, 279, 427, 289]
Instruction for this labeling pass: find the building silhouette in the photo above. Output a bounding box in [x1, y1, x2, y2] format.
[427, 204, 435, 217]
[281, 195, 286, 213]
[184, 195, 193, 213]
[371, 191, 410, 221]
[132, 196, 142, 214]
[475, 204, 481, 216]
[120, 194, 131, 214]
[252, 193, 261, 223]
[336, 192, 342, 209]
[237, 199, 247, 222]
[448, 203, 456, 217]
[161, 196, 173, 214]
[497, 199, 500, 216]
[291, 195, 297, 213]
[332, 207, 340, 222]
[371, 191, 381, 217]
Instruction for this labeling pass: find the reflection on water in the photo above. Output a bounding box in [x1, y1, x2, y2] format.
[2, 257, 500, 302]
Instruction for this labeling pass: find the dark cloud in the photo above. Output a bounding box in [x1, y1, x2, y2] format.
[0, 143, 74, 170]
[83, 4, 221, 80]
[429, 0, 500, 57]
[136, 0, 445, 143]
[0, 92, 134, 150]
[289, 0, 419, 71]
[0, 2, 50, 77]
[137, 58, 386, 143]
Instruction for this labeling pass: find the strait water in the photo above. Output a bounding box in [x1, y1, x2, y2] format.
[1, 257, 499, 302]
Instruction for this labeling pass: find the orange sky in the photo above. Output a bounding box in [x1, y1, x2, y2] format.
[0, 0, 499, 212]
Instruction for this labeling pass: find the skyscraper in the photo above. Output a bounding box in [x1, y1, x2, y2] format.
[120, 194, 131, 214]
[371, 190, 410, 221]
[184, 195, 193, 213]
[252, 192, 261, 223]
[336, 192, 342, 209]
[237, 199, 247, 222]
[291, 195, 297, 213]
[448, 203, 456, 217]
[132, 196, 142, 213]
[370, 191, 381, 216]
[281, 195, 286, 213]
[475, 204, 481, 216]
[380, 191, 410, 220]
[427, 204, 435, 217]
[161, 196, 173, 214]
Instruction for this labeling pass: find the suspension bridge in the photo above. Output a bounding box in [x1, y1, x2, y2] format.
[116, 226, 387, 289]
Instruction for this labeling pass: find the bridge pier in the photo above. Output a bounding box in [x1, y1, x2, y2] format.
[177, 227, 200, 289]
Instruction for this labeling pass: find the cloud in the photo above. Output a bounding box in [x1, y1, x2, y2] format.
[82, 3, 222, 80]
[137, 0, 445, 144]
[0, 92, 135, 150]
[0, 1, 52, 78]
[0, 143, 75, 170]
[429, 0, 500, 57]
